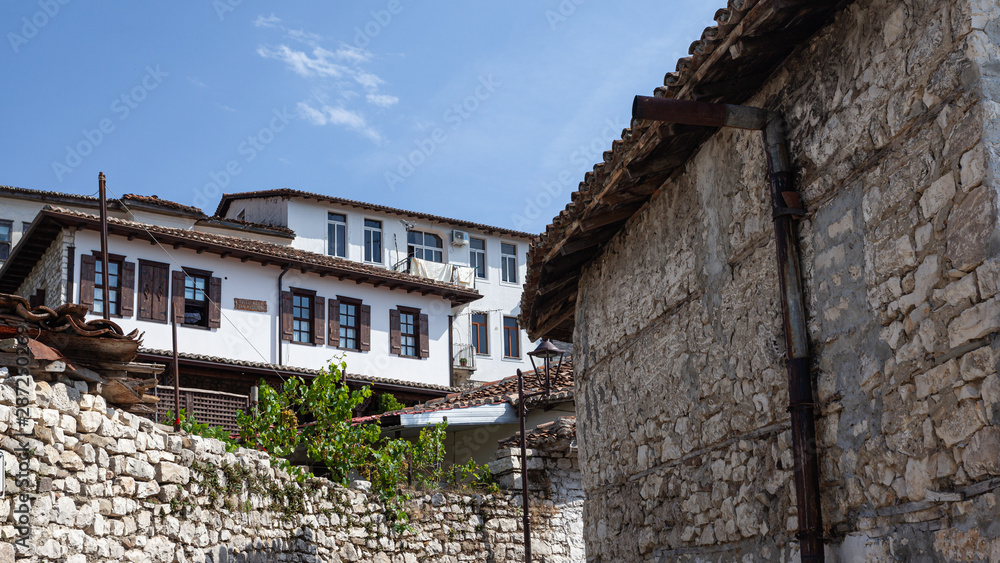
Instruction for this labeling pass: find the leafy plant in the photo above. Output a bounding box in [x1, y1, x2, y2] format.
[166, 408, 239, 452]
[375, 392, 405, 414]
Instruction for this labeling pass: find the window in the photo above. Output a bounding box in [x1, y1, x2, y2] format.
[137, 260, 169, 323]
[183, 271, 210, 327]
[390, 307, 427, 358]
[21, 221, 31, 236]
[339, 300, 359, 350]
[328, 212, 346, 258]
[470, 238, 486, 279]
[364, 219, 382, 263]
[501, 243, 518, 283]
[503, 317, 520, 358]
[292, 292, 313, 343]
[407, 231, 443, 263]
[0, 221, 11, 262]
[94, 256, 123, 316]
[236, 209, 246, 221]
[472, 312, 489, 355]
[400, 311, 417, 357]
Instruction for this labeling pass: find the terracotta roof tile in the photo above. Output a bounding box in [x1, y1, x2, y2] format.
[121, 194, 205, 216]
[497, 416, 576, 450]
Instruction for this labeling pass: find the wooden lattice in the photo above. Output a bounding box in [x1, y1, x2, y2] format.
[155, 386, 249, 433]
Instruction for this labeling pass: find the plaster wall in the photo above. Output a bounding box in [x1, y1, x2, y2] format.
[572, 0, 1000, 560]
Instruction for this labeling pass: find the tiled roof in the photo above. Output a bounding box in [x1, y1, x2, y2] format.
[520, 0, 850, 341]
[197, 216, 296, 237]
[0, 206, 482, 304]
[121, 194, 205, 217]
[215, 188, 535, 239]
[497, 416, 576, 450]
[138, 348, 459, 394]
[0, 184, 99, 203]
[354, 360, 574, 423]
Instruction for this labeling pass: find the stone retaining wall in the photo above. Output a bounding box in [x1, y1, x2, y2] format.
[0, 371, 582, 562]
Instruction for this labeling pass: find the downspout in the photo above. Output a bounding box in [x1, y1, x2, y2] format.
[277, 265, 290, 366]
[448, 314, 455, 387]
[633, 96, 824, 561]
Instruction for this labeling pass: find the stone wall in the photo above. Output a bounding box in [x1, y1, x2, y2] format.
[0, 370, 583, 562]
[15, 230, 73, 308]
[573, 0, 1000, 560]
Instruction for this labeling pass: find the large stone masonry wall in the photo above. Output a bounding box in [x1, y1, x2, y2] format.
[573, 0, 1000, 561]
[16, 230, 73, 308]
[0, 371, 582, 562]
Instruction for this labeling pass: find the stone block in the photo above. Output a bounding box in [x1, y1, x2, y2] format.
[977, 258, 1000, 299]
[77, 411, 103, 433]
[919, 172, 956, 218]
[948, 297, 1000, 347]
[935, 400, 985, 447]
[155, 461, 190, 485]
[915, 360, 959, 399]
[959, 145, 985, 190]
[947, 186, 997, 272]
[963, 427, 1000, 478]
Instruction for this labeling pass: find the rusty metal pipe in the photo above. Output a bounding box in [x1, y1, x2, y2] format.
[98, 172, 110, 320]
[632, 96, 824, 561]
[517, 369, 532, 562]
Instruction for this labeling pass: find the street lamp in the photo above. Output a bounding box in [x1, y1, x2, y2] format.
[517, 339, 565, 562]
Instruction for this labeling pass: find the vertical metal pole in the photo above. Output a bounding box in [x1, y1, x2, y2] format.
[517, 369, 531, 562]
[98, 172, 110, 320]
[172, 307, 181, 431]
[448, 314, 455, 387]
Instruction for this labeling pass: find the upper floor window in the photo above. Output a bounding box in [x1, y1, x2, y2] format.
[328, 212, 346, 258]
[472, 312, 489, 355]
[390, 307, 428, 358]
[339, 299, 359, 350]
[183, 270, 210, 327]
[236, 209, 246, 221]
[364, 219, 382, 264]
[329, 297, 370, 351]
[407, 231, 443, 263]
[503, 316, 521, 358]
[0, 221, 11, 262]
[501, 243, 518, 284]
[399, 310, 417, 357]
[470, 238, 486, 279]
[94, 256, 123, 316]
[292, 291, 313, 343]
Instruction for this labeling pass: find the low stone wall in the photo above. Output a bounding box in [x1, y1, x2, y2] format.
[0, 372, 581, 562]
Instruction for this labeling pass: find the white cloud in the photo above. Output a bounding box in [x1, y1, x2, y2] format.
[216, 103, 237, 113]
[366, 94, 399, 108]
[254, 14, 280, 28]
[296, 102, 382, 143]
[187, 76, 207, 88]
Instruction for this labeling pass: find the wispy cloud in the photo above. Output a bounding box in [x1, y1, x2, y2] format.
[216, 103, 237, 113]
[296, 101, 381, 143]
[187, 76, 207, 88]
[255, 19, 397, 143]
[366, 94, 399, 108]
[254, 14, 280, 28]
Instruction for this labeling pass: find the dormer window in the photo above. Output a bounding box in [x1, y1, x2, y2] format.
[328, 212, 346, 258]
[407, 231, 443, 263]
[236, 209, 246, 221]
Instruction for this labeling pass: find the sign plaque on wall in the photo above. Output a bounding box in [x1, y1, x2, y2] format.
[234, 298, 268, 312]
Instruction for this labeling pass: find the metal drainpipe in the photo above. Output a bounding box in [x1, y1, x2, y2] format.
[633, 96, 824, 561]
[277, 265, 290, 366]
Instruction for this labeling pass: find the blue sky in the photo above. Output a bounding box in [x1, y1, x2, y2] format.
[1, 2, 720, 233]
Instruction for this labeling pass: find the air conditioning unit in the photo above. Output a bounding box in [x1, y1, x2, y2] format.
[451, 230, 470, 246]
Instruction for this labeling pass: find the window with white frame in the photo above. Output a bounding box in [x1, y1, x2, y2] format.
[364, 219, 382, 263]
[328, 212, 346, 258]
[501, 242, 517, 283]
[407, 231, 443, 263]
[470, 238, 486, 279]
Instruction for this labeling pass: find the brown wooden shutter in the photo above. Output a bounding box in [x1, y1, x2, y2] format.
[121, 261, 135, 317]
[79, 254, 95, 310]
[171, 271, 185, 323]
[389, 309, 401, 355]
[138, 263, 152, 320]
[328, 299, 340, 348]
[152, 265, 168, 322]
[419, 313, 430, 359]
[208, 277, 222, 329]
[360, 304, 371, 352]
[313, 296, 325, 345]
[280, 291, 293, 341]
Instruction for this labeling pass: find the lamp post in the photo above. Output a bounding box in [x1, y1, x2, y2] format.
[518, 339, 566, 562]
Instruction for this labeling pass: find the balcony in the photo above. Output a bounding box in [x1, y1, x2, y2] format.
[453, 343, 476, 372]
[394, 257, 476, 290]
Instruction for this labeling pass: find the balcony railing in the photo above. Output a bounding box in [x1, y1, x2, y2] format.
[453, 343, 476, 371]
[394, 257, 476, 290]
